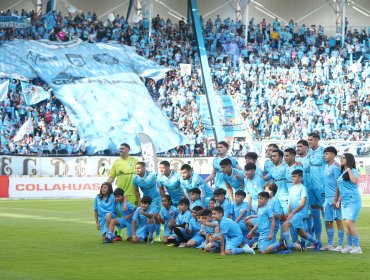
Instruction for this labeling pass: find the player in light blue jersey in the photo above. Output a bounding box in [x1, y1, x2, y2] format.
[282, 170, 322, 253]
[247, 192, 285, 254]
[160, 195, 178, 244]
[214, 188, 233, 218]
[211, 206, 254, 255]
[232, 190, 249, 238]
[93, 182, 117, 242]
[198, 208, 220, 252]
[263, 143, 279, 176]
[284, 148, 306, 247]
[296, 140, 311, 188]
[167, 198, 193, 247]
[157, 161, 184, 206]
[186, 206, 203, 248]
[244, 163, 265, 215]
[131, 196, 156, 243]
[105, 188, 136, 243]
[321, 146, 344, 252]
[308, 132, 326, 244]
[265, 149, 289, 219]
[284, 148, 304, 190]
[335, 153, 362, 254]
[180, 164, 213, 206]
[188, 188, 203, 210]
[296, 139, 313, 246]
[133, 162, 162, 240]
[265, 182, 283, 241]
[245, 152, 263, 176]
[220, 158, 245, 202]
[205, 141, 242, 191]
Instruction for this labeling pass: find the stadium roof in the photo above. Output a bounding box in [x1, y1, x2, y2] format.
[1, 0, 369, 34]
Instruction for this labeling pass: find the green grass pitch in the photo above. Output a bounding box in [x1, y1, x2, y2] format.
[0, 197, 369, 280]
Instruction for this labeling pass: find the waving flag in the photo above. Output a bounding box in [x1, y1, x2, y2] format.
[13, 118, 34, 142]
[0, 79, 9, 102]
[21, 81, 50, 105]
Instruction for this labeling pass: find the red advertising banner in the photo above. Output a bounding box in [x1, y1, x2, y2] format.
[0, 176, 9, 198]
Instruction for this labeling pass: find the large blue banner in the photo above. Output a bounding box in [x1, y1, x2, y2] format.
[0, 39, 189, 154]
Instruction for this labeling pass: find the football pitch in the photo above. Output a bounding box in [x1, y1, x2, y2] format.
[0, 198, 369, 280]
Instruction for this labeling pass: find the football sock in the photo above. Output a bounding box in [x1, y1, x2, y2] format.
[311, 208, 322, 242]
[290, 227, 298, 243]
[148, 223, 156, 238]
[352, 235, 359, 247]
[327, 227, 334, 246]
[283, 231, 291, 247]
[338, 230, 344, 247]
[347, 233, 353, 247]
[306, 234, 318, 245]
[155, 223, 161, 236]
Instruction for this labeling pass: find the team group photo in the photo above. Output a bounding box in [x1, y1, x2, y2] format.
[0, 0, 368, 279]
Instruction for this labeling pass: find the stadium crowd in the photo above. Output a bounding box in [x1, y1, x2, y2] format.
[0, 9, 369, 155]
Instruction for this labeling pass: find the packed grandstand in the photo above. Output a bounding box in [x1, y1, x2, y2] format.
[0, 8, 369, 156]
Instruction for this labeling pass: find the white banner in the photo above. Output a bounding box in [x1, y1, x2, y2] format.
[0, 155, 216, 176]
[9, 176, 105, 198]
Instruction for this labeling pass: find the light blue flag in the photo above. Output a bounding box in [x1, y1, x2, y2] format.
[0, 79, 9, 102]
[0, 39, 189, 154]
[21, 81, 50, 105]
[43, 11, 56, 31]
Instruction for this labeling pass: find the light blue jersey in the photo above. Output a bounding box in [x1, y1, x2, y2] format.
[190, 198, 203, 210]
[180, 173, 214, 201]
[160, 206, 179, 223]
[308, 147, 326, 206]
[337, 168, 361, 204]
[337, 168, 361, 221]
[216, 199, 233, 218]
[232, 201, 249, 221]
[223, 168, 245, 192]
[160, 205, 179, 236]
[256, 166, 263, 177]
[296, 155, 310, 188]
[309, 146, 325, 189]
[188, 217, 201, 235]
[257, 204, 274, 237]
[264, 158, 274, 175]
[176, 210, 192, 226]
[289, 183, 308, 215]
[268, 162, 289, 213]
[245, 175, 265, 213]
[157, 170, 184, 205]
[213, 156, 239, 190]
[267, 196, 282, 236]
[285, 163, 304, 189]
[133, 170, 161, 202]
[324, 162, 341, 204]
[132, 207, 150, 226]
[117, 201, 135, 219]
[203, 219, 217, 235]
[219, 217, 243, 249]
[93, 193, 117, 219]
